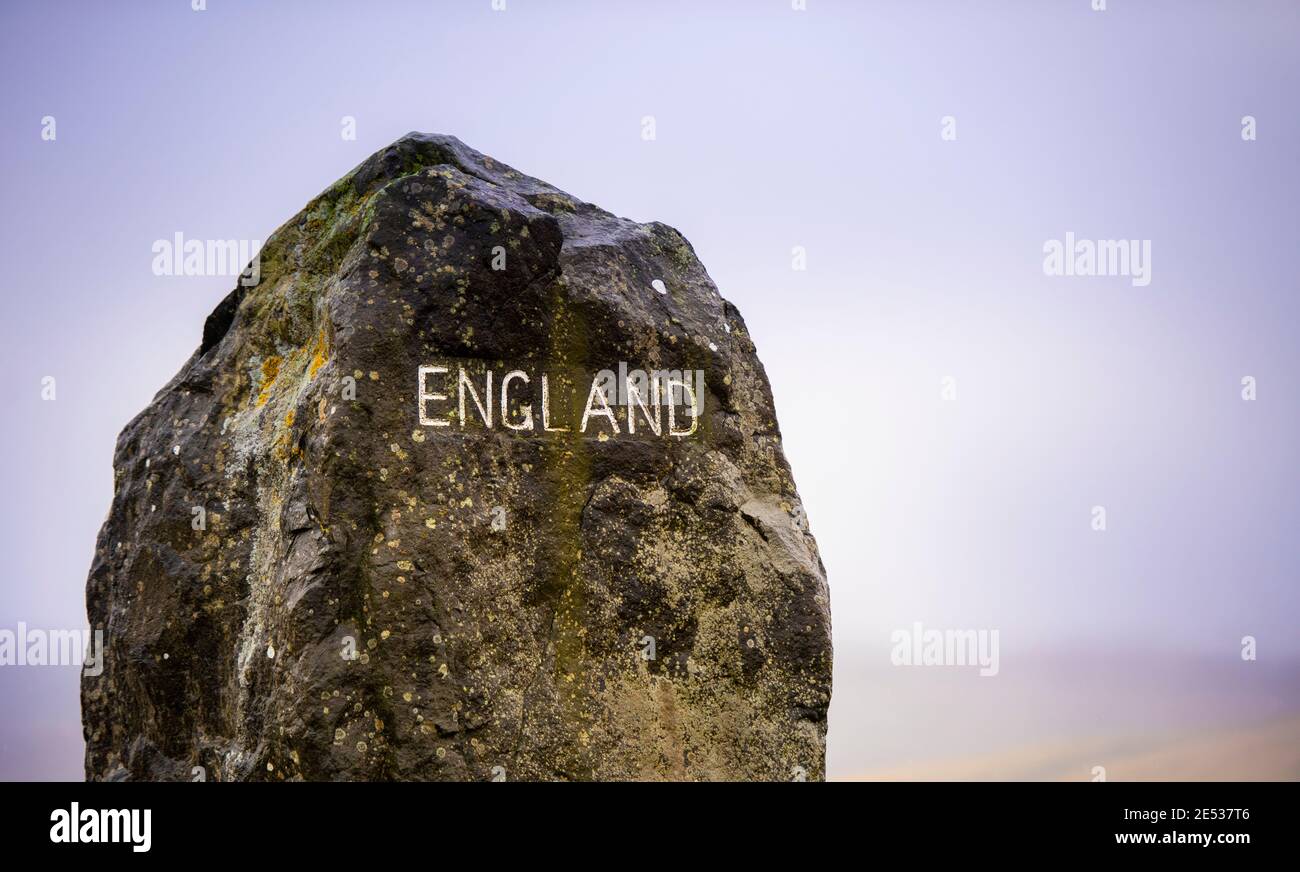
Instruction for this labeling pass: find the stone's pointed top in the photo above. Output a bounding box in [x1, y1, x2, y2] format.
[346, 130, 572, 206]
[83, 132, 831, 782]
[397, 129, 456, 142]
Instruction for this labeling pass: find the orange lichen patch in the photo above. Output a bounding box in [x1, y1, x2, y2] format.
[308, 329, 329, 378]
[273, 408, 301, 462]
[273, 428, 299, 462]
[256, 356, 283, 407]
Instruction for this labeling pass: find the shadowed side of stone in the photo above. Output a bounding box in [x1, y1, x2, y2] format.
[82, 133, 832, 781]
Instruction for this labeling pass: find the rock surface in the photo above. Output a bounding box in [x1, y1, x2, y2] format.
[82, 133, 831, 781]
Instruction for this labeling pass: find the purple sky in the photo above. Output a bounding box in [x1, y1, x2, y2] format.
[1, 0, 1297, 780]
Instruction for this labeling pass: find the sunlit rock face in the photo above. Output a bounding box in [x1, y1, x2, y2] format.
[82, 133, 831, 781]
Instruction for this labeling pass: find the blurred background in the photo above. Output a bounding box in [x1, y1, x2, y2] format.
[1, 0, 1297, 780]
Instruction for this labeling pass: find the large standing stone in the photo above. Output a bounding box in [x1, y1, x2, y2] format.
[82, 133, 832, 781]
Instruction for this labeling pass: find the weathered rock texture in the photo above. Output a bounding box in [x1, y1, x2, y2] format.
[82, 133, 831, 781]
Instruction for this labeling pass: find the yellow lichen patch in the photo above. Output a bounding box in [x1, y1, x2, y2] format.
[256, 356, 283, 406]
[308, 329, 329, 378]
[273, 429, 293, 461]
